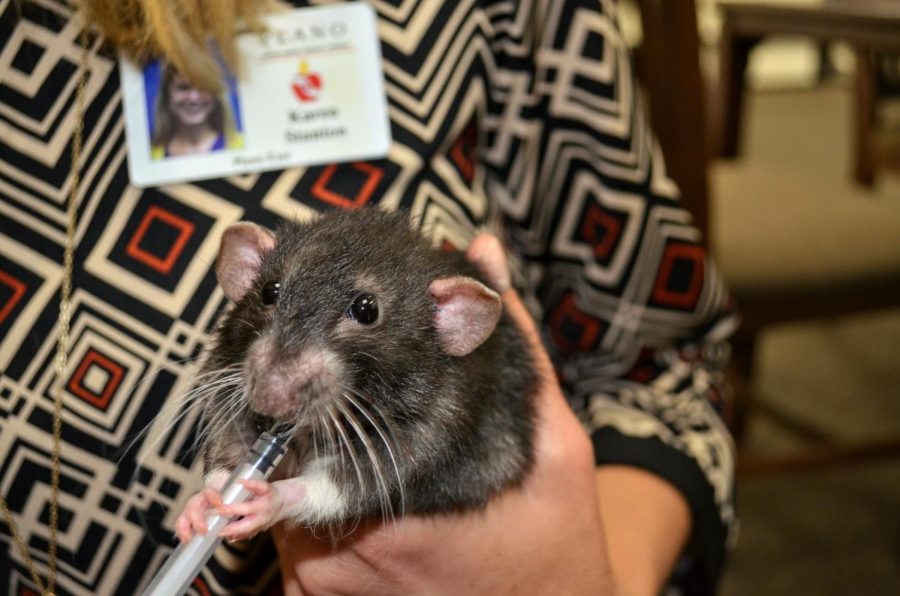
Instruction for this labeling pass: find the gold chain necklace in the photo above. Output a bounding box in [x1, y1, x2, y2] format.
[0, 21, 88, 596]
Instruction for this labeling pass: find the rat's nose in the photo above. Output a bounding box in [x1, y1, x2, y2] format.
[245, 338, 342, 420]
[248, 370, 296, 420]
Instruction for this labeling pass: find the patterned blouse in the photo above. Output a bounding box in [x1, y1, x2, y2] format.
[0, 0, 737, 594]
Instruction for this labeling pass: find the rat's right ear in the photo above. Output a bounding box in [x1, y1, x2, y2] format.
[216, 222, 276, 302]
[429, 276, 502, 356]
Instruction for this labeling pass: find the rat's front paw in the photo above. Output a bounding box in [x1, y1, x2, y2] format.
[175, 487, 226, 543]
[215, 478, 286, 542]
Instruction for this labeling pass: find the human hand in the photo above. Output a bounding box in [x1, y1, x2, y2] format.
[262, 234, 617, 595]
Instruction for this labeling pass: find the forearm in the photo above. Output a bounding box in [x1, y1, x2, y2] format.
[594, 466, 691, 596]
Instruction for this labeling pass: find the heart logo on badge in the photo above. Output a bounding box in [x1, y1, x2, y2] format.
[292, 60, 322, 102]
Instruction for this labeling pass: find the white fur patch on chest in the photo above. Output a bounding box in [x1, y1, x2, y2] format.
[283, 458, 348, 525]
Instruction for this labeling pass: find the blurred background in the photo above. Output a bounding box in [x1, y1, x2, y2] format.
[620, 1, 900, 594]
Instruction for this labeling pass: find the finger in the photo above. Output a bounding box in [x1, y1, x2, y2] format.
[187, 499, 209, 535]
[219, 515, 265, 542]
[494, 284, 560, 394]
[239, 478, 272, 496]
[466, 238, 591, 481]
[214, 479, 273, 515]
[465, 234, 550, 369]
[501, 290, 550, 365]
[203, 487, 224, 509]
[466, 234, 511, 292]
[175, 514, 193, 543]
[217, 495, 272, 518]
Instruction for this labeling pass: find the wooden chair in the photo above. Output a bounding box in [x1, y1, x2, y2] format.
[716, 0, 900, 186]
[634, 0, 711, 237]
[634, 0, 900, 474]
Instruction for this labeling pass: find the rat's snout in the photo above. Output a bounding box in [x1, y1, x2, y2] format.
[244, 336, 342, 420]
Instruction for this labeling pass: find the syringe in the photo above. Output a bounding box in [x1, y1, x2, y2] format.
[141, 431, 289, 596]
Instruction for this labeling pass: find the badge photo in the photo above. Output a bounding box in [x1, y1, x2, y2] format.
[120, 3, 392, 187]
[143, 60, 245, 160]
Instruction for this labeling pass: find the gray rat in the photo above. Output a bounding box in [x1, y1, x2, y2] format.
[177, 208, 536, 538]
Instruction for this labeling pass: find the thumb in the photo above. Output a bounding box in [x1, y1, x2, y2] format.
[465, 234, 554, 377]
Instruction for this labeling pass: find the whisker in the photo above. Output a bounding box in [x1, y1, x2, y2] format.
[122, 367, 245, 469]
[327, 406, 367, 498]
[343, 392, 405, 518]
[336, 400, 394, 525]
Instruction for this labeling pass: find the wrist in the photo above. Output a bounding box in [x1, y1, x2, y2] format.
[595, 466, 691, 596]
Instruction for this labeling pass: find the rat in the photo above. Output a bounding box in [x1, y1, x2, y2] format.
[176, 208, 537, 541]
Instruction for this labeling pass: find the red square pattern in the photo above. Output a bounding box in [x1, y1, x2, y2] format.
[549, 292, 603, 353]
[581, 203, 622, 261]
[67, 349, 126, 411]
[126, 206, 196, 275]
[311, 163, 383, 209]
[449, 121, 477, 183]
[0, 270, 27, 325]
[651, 243, 706, 309]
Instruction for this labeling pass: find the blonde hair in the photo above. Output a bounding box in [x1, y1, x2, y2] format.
[80, 0, 268, 91]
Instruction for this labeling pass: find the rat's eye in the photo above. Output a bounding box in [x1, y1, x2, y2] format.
[261, 281, 281, 306]
[347, 293, 378, 324]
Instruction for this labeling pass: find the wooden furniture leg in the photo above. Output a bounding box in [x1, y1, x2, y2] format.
[637, 0, 710, 236]
[717, 18, 759, 158]
[728, 331, 757, 442]
[854, 46, 876, 186]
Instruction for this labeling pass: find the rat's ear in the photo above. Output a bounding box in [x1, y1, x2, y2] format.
[216, 222, 276, 302]
[429, 276, 502, 356]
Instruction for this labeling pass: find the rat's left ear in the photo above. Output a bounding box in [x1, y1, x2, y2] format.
[429, 276, 502, 356]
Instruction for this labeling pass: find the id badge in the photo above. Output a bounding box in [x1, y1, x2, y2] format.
[119, 3, 391, 187]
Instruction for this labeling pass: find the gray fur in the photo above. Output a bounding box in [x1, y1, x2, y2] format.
[197, 209, 537, 525]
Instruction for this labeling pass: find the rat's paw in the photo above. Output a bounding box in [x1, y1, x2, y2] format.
[216, 478, 286, 542]
[175, 487, 225, 543]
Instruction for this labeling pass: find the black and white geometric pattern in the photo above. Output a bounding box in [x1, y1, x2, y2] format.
[1, 1, 737, 594]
